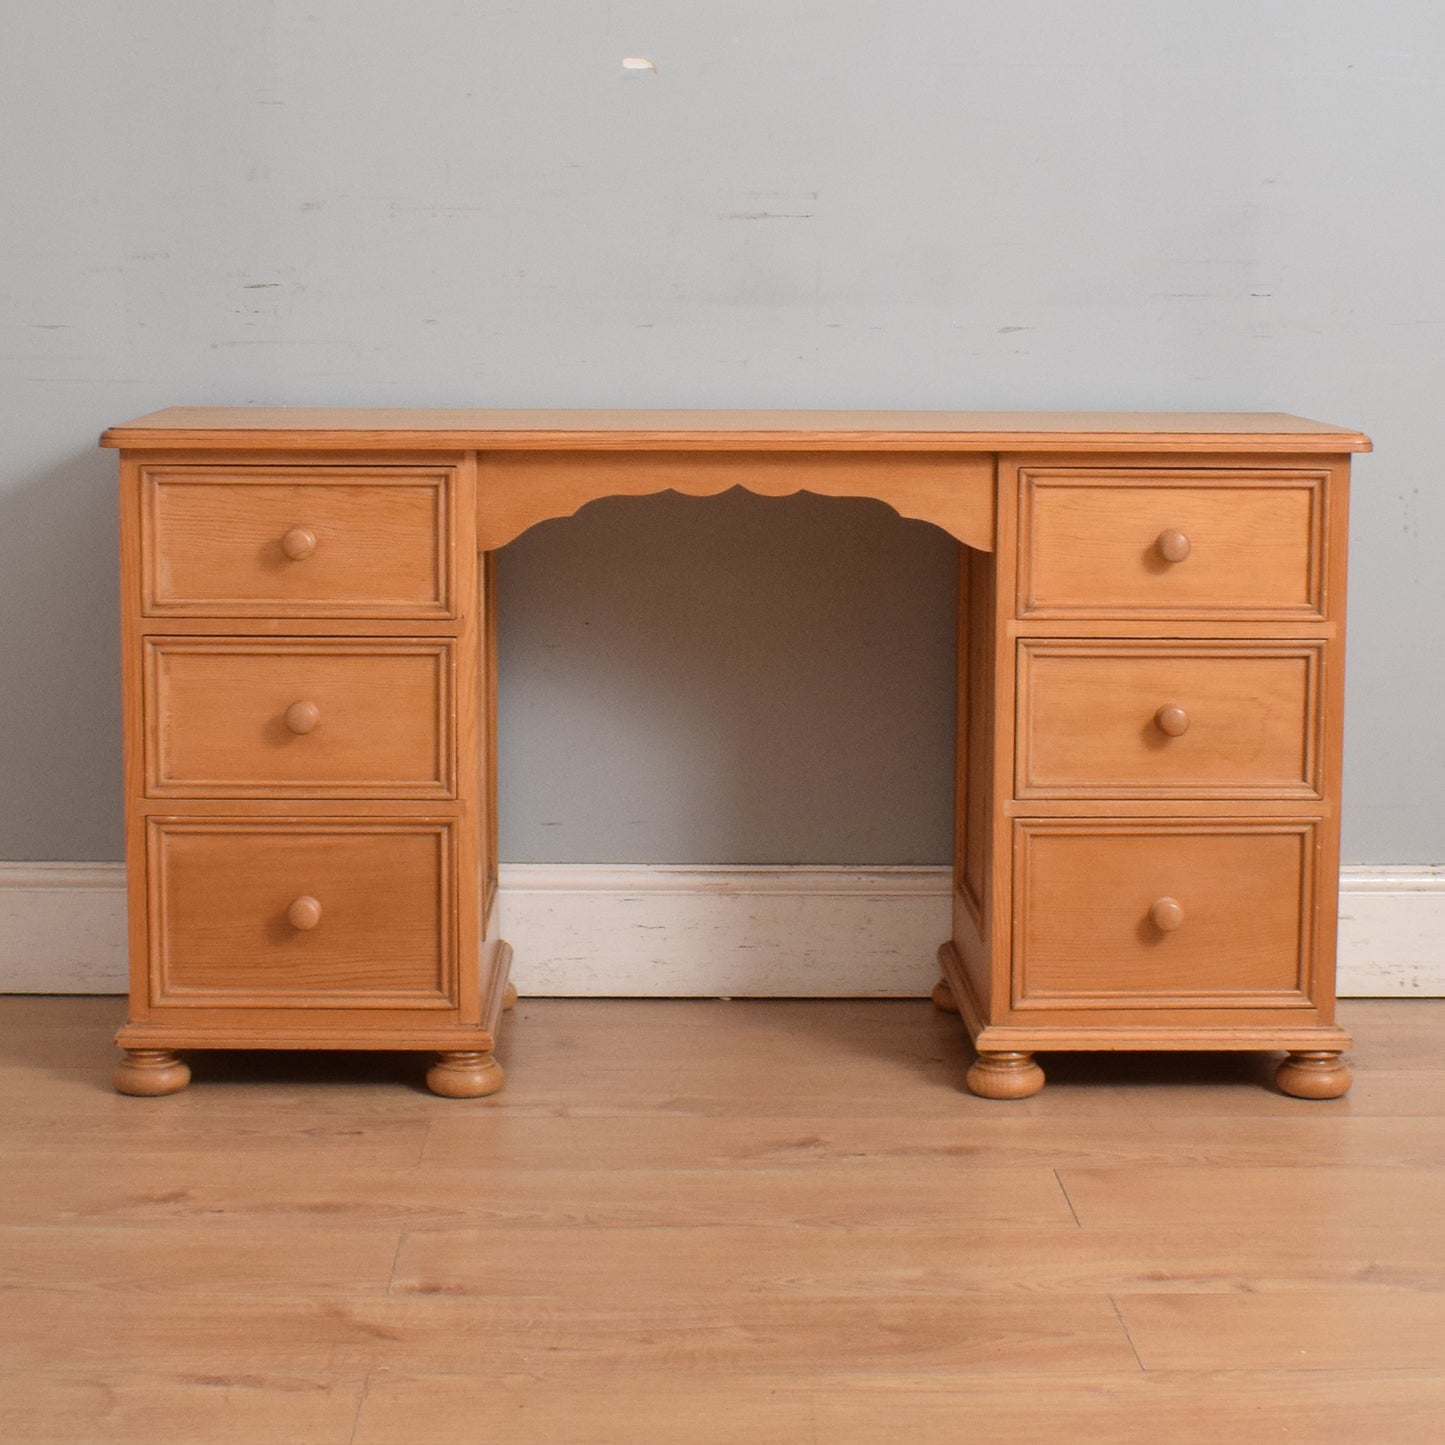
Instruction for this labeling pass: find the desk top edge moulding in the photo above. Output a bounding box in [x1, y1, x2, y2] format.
[105, 409, 1368, 1099]
[102, 407, 1372, 453]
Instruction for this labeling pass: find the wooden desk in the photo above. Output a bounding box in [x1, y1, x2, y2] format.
[102, 409, 1370, 1100]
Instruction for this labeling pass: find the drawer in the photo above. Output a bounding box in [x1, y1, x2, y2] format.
[1015, 641, 1322, 799]
[141, 465, 455, 617]
[144, 639, 454, 798]
[146, 818, 455, 1008]
[1017, 469, 1327, 619]
[1012, 819, 1316, 1008]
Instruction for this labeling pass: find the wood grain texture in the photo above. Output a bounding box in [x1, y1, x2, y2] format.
[0, 1374, 366, 1445]
[114, 443, 496, 1091]
[3, 996, 1442, 1444]
[143, 818, 455, 1007]
[110, 414, 1362, 1096]
[391, 1216, 1445, 1299]
[0, 1223, 402, 1296]
[1015, 640, 1322, 799]
[1117, 1290, 1445, 1372]
[474, 448, 997, 549]
[353, 1371, 1445, 1445]
[1011, 818, 1316, 1007]
[1017, 467, 1329, 619]
[140, 464, 456, 618]
[143, 637, 455, 797]
[956, 448, 1355, 1082]
[100, 407, 1373, 452]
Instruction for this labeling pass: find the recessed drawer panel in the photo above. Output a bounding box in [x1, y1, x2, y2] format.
[147, 819, 455, 1008]
[1016, 641, 1322, 799]
[144, 639, 454, 798]
[141, 466, 454, 617]
[1012, 819, 1315, 1008]
[1017, 469, 1327, 619]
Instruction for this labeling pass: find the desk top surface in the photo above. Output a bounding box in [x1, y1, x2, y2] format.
[102, 408, 1371, 454]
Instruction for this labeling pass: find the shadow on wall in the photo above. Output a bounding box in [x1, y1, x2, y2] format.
[494, 488, 958, 866]
[0, 447, 124, 860]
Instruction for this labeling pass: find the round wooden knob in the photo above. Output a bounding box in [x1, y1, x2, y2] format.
[287, 895, 322, 931]
[1154, 704, 1190, 737]
[284, 700, 320, 735]
[280, 526, 317, 561]
[1149, 896, 1184, 932]
[1156, 528, 1191, 563]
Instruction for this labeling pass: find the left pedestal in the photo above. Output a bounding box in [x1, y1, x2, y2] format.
[109, 445, 507, 1096]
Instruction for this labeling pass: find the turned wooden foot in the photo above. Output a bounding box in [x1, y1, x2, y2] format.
[114, 1049, 191, 1097]
[966, 1050, 1045, 1100]
[1276, 1050, 1352, 1099]
[931, 978, 960, 1013]
[425, 1051, 504, 1099]
[503, 982, 518, 1010]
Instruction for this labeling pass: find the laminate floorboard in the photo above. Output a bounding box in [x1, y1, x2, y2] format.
[353, 1369, 1445, 1445]
[0, 1373, 365, 1445]
[1, 995, 1442, 1443]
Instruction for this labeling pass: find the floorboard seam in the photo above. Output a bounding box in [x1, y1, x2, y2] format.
[385, 1232, 407, 1297]
[1110, 1294, 1147, 1372]
[1054, 1169, 1082, 1228]
[348, 1369, 372, 1445]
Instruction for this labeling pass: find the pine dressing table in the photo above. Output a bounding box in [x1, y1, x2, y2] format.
[102, 408, 1370, 1100]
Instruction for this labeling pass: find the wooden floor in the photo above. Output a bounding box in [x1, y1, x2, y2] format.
[2, 997, 1444, 1443]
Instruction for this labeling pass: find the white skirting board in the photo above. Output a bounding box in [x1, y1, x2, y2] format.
[2, 861, 1442, 997]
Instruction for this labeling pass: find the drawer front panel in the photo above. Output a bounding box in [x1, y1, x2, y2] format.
[145, 639, 454, 798]
[142, 466, 454, 617]
[1016, 641, 1322, 799]
[147, 819, 455, 1008]
[1018, 470, 1326, 619]
[1013, 820, 1315, 1008]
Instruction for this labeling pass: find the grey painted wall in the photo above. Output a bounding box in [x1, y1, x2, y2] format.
[1, 2, 1441, 865]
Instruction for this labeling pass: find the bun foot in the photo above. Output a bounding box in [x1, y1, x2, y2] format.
[503, 982, 518, 1011]
[426, 1051, 504, 1099]
[931, 978, 960, 1013]
[1276, 1050, 1352, 1099]
[966, 1050, 1045, 1100]
[115, 1049, 191, 1097]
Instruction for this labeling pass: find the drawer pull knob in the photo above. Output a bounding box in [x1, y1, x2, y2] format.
[1156, 528, 1192, 563]
[1154, 703, 1190, 737]
[280, 526, 318, 561]
[287, 895, 323, 931]
[1149, 896, 1185, 932]
[284, 700, 321, 735]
